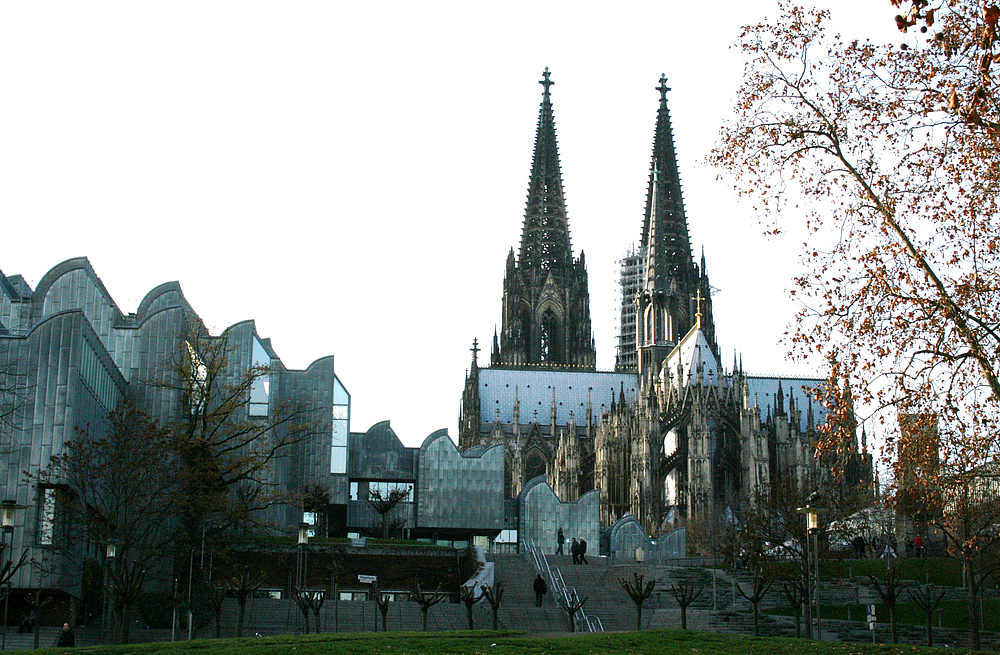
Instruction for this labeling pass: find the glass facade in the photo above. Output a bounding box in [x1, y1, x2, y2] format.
[79, 338, 122, 412]
[249, 336, 271, 417]
[330, 375, 349, 474]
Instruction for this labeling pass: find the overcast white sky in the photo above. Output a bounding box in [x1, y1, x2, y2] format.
[0, 1, 902, 446]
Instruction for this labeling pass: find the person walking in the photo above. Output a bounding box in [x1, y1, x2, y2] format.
[914, 534, 924, 558]
[852, 535, 866, 560]
[533, 573, 548, 607]
[556, 528, 565, 555]
[57, 623, 75, 647]
[579, 537, 589, 565]
[571, 538, 580, 565]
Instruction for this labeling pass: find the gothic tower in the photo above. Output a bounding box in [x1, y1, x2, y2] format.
[492, 68, 596, 370]
[624, 75, 717, 377]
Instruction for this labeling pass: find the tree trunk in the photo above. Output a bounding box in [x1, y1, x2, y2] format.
[466, 604, 474, 630]
[381, 608, 388, 632]
[680, 605, 687, 630]
[967, 561, 981, 651]
[926, 612, 933, 647]
[636, 603, 642, 631]
[421, 607, 428, 632]
[491, 608, 498, 630]
[752, 601, 760, 637]
[236, 600, 246, 638]
[890, 605, 898, 644]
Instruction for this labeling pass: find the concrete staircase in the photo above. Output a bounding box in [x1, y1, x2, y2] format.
[489, 554, 571, 632]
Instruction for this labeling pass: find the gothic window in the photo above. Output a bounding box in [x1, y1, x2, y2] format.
[644, 306, 654, 344]
[524, 450, 546, 483]
[539, 308, 560, 363]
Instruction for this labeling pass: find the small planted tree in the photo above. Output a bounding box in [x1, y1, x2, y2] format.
[908, 582, 946, 647]
[368, 488, 410, 539]
[411, 582, 446, 632]
[867, 558, 909, 644]
[780, 578, 807, 639]
[374, 583, 391, 632]
[459, 585, 481, 630]
[231, 567, 265, 638]
[556, 592, 588, 633]
[619, 572, 656, 631]
[481, 581, 504, 630]
[294, 589, 313, 634]
[668, 577, 703, 630]
[735, 564, 776, 637]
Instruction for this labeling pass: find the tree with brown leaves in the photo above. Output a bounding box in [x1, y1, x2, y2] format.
[712, 4, 1000, 647]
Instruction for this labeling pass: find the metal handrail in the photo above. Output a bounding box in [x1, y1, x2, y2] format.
[523, 537, 602, 632]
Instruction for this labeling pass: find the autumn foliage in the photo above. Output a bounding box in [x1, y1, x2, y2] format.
[710, 1, 1000, 646]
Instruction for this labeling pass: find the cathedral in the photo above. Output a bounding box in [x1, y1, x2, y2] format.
[459, 70, 870, 534]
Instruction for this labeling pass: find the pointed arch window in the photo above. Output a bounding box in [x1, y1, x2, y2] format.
[539, 308, 560, 363]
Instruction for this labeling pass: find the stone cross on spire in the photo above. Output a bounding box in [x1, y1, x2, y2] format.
[693, 289, 704, 328]
[656, 74, 670, 101]
[471, 338, 480, 366]
[539, 67, 554, 98]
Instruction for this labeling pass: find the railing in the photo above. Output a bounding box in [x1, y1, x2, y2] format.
[523, 537, 603, 632]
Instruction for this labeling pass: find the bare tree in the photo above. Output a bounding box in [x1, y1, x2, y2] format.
[459, 585, 481, 630]
[39, 400, 177, 644]
[410, 582, 446, 632]
[555, 592, 588, 633]
[908, 581, 946, 647]
[231, 567, 266, 638]
[481, 581, 504, 630]
[161, 327, 322, 543]
[0, 358, 28, 456]
[868, 558, 910, 644]
[374, 583, 391, 632]
[668, 578, 703, 631]
[367, 488, 409, 539]
[619, 572, 655, 631]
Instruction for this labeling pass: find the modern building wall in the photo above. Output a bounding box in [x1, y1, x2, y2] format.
[0, 258, 346, 597]
[519, 477, 600, 556]
[416, 431, 504, 536]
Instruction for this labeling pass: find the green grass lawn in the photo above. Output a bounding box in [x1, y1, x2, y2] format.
[19, 630, 990, 655]
[766, 599, 1000, 632]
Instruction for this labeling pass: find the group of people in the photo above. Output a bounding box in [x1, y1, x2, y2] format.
[555, 528, 588, 564]
[851, 533, 925, 559]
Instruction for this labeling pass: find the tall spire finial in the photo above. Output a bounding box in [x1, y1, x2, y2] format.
[693, 289, 704, 329]
[656, 74, 670, 102]
[540, 67, 554, 99]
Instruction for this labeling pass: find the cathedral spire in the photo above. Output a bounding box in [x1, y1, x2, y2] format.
[641, 74, 692, 276]
[518, 67, 573, 273]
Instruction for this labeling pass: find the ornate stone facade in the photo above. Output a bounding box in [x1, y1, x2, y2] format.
[459, 71, 871, 535]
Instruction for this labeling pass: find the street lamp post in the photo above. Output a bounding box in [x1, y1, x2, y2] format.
[1, 500, 20, 652]
[296, 522, 311, 634]
[798, 493, 825, 642]
[104, 539, 117, 643]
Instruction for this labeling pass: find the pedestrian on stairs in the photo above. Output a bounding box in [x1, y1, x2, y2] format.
[556, 528, 565, 555]
[57, 623, 75, 647]
[571, 538, 580, 564]
[579, 538, 589, 564]
[533, 573, 548, 607]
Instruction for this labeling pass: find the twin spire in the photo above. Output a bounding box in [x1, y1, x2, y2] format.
[642, 73, 693, 294]
[518, 67, 574, 274]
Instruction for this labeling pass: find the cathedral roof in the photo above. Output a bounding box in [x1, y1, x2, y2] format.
[663, 320, 719, 384]
[478, 368, 637, 427]
[746, 375, 828, 433]
[517, 68, 574, 273]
